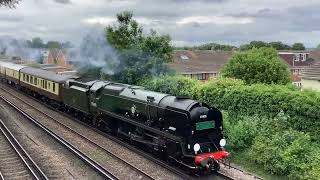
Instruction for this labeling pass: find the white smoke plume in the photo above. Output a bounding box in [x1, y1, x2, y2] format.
[67, 29, 120, 75]
[0, 36, 43, 61]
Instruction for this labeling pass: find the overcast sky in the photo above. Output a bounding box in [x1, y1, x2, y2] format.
[1, 0, 320, 47]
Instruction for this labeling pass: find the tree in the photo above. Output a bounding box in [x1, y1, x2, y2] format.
[61, 41, 73, 48]
[269, 41, 291, 50]
[220, 47, 291, 85]
[0, 0, 20, 7]
[0, 44, 7, 55]
[105, 11, 173, 84]
[31, 37, 44, 48]
[249, 41, 270, 49]
[239, 44, 253, 51]
[196, 43, 236, 51]
[46, 41, 61, 49]
[106, 11, 143, 50]
[240, 41, 270, 51]
[292, 43, 306, 50]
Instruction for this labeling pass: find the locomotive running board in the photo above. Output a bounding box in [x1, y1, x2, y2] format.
[99, 109, 182, 142]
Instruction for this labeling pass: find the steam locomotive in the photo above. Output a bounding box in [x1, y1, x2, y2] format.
[0, 61, 228, 174]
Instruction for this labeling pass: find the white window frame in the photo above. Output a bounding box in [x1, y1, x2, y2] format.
[294, 54, 300, 61]
[302, 54, 306, 61]
[197, 73, 206, 80]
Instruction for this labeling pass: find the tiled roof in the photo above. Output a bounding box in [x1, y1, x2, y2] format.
[309, 50, 320, 61]
[49, 49, 61, 59]
[301, 61, 320, 80]
[278, 52, 314, 67]
[169, 50, 234, 74]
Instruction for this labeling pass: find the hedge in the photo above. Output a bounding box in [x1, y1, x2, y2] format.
[139, 76, 320, 179]
[223, 112, 320, 179]
[139, 76, 320, 138]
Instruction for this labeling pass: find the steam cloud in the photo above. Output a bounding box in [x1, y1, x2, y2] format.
[68, 29, 170, 80]
[0, 36, 42, 61]
[67, 30, 120, 75]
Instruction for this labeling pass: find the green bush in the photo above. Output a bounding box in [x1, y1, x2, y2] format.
[141, 75, 320, 179]
[196, 80, 320, 138]
[139, 75, 199, 97]
[220, 47, 291, 85]
[250, 130, 320, 179]
[141, 76, 320, 137]
[223, 113, 259, 150]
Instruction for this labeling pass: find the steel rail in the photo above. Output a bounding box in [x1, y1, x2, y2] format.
[0, 170, 4, 180]
[0, 119, 48, 180]
[0, 87, 155, 180]
[0, 94, 118, 180]
[0, 84, 235, 180]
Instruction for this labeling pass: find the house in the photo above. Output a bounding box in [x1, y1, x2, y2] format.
[278, 51, 315, 87]
[170, 50, 234, 81]
[170, 50, 320, 84]
[278, 51, 314, 75]
[301, 61, 320, 91]
[43, 49, 74, 70]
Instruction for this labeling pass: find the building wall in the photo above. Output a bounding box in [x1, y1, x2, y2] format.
[46, 50, 73, 70]
[183, 73, 218, 81]
[301, 79, 320, 91]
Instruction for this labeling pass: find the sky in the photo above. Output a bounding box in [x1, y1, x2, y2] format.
[1, 0, 320, 47]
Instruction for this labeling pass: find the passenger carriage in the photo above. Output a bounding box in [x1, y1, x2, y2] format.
[0, 62, 26, 85]
[19, 67, 73, 102]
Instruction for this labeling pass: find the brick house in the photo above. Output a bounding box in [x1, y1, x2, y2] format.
[170, 50, 320, 84]
[44, 49, 74, 70]
[278, 51, 315, 87]
[170, 50, 234, 81]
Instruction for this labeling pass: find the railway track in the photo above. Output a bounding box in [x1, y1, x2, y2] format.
[0, 119, 48, 180]
[0, 86, 156, 180]
[0, 84, 234, 180]
[0, 94, 117, 180]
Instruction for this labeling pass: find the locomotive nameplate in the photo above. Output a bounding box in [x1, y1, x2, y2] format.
[196, 120, 215, 130]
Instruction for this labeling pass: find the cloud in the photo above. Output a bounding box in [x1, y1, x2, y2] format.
[177, 16, 254, 26]
[82, 17, 116, 26]
[53, 0, 72, 4]
[1, 0, 320, 47]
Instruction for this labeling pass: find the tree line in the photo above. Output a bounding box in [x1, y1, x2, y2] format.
[176, 41, 307, 51]
[27, 37, 73, 49]
[0, 0, 19, 8]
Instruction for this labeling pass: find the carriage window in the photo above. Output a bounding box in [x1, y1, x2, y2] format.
[31, 76, 33, 84]
[26, 75, 29, 82]
[35, 78, 37, 85]
[48, 82, 51, 89]
[23, 74, 25, 81]
[53, 83, 56, 92]
[44, 80, 47, 89]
